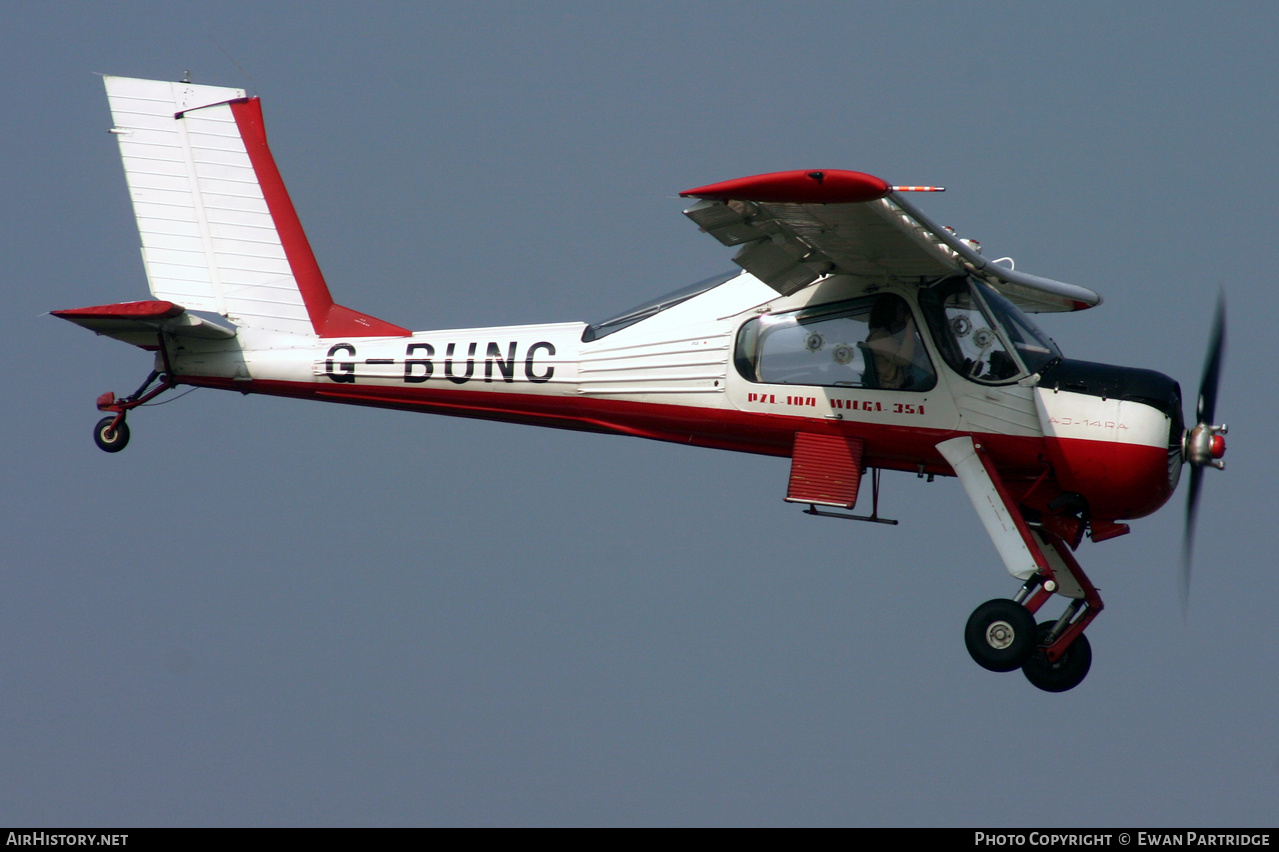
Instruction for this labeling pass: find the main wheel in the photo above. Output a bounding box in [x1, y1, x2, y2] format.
[1022, 622, 1092, 693]
[964, 599, 1036, 672]
[93, 416, 130, 453]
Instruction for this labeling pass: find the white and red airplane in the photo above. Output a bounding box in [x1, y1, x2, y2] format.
[55, 76, 1228, 691]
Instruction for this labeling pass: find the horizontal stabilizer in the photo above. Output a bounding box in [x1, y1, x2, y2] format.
[52, 300, 236, 349]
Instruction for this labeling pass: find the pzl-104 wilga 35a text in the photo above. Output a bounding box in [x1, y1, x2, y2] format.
[55, 76, 1229, 691]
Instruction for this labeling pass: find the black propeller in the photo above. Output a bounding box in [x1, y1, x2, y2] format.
[1180, 294, 1227, 611]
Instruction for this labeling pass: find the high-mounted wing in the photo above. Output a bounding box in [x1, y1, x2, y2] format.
[680, 169, 1100, 313]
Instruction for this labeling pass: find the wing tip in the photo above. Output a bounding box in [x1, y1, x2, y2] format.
[680, 169, 891, 204]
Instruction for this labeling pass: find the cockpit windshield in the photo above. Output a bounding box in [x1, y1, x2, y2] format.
[918, 276, 1061, 384]
[977, 283, 1061, 375]
[582, 270, 738, 342]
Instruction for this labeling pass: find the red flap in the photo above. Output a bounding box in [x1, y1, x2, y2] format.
[786, 433, 865, 509]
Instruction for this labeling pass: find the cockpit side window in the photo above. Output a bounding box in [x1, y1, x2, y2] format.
[734, 293, 936, 391]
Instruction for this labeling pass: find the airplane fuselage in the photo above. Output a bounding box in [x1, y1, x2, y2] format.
[164, 271, 1179, 526]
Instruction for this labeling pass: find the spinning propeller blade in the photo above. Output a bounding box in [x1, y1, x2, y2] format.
[1197, 297, 1226, 426]
[1180, 294, 1227, 611]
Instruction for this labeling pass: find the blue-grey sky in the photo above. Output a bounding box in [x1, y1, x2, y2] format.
[4, 1, 1277, 826]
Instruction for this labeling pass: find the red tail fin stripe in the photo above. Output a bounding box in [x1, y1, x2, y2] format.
[229, 98, 410, 338]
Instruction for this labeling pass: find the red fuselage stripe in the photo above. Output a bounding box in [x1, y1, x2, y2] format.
[183, 373, 1012, 469]
[178, 374, 1174, 519]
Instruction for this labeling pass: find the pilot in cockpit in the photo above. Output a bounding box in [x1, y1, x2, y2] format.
[863, 295, 929, 390]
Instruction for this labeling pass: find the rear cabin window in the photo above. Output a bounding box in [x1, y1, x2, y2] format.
[582, 271, 738, 342]
[734, 293, 936, 391]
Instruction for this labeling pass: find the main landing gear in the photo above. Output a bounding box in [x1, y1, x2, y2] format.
[965, 529, 1103, 693]
[90, 370, 176, 453]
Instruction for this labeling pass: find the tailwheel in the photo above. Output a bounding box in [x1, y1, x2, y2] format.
[1022, 622, 1092, 693]
[964, 599, 1036, 672]
[90, 369, 176, 454]
[93, 416, 130, 453]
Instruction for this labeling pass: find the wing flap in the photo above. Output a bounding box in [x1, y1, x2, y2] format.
[684, 196, 959, 295]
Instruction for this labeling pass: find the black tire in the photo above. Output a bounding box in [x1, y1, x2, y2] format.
[93, 416, 130, 453]
[964, 599, 1037, 672]
[1022, 622, 1092, 693]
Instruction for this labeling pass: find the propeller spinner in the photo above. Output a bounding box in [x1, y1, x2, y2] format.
[1180, 295, 1228, 608]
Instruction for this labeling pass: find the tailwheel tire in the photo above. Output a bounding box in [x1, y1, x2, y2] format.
[93, 416, 130, 453]
[964, 599, 1036, 673]
[1022, 622, 1092, 693]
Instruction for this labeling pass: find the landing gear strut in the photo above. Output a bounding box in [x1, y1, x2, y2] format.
[938, 437, 1103, 693]
[90, 370, 176, 454]
[965, 529, 1104, 693]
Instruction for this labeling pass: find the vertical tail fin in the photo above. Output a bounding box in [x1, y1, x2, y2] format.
[104, 75, 408, 338]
